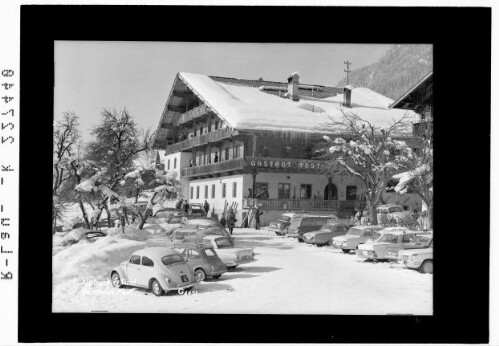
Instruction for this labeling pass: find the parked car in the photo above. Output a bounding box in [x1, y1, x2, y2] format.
[187, 235, 255, 268]
[110, 247, 196, 296]
[170, 225, 231, 243]
[376, 204, 413, 225]
[286, 214, 337, 239]
[302, 220, 354, 245]
[385, 233, 433, 261]
[189, 203, 207, 216]
[399, 246, 433, 274]
[173, 242, 227, 281]
[332, 225, 385, 253]
[356, 227, 422, 261]
[146, 208, 187, 224]
[269, 213, 294, 235]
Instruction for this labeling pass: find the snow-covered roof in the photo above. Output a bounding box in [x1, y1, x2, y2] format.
[177, 72, 416, 134]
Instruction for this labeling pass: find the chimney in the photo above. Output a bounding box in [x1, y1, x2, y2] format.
[287, 72, 300, 101]
[343, 85, 353, 107]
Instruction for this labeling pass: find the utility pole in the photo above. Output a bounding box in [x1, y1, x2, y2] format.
[344, 61, 352, 85]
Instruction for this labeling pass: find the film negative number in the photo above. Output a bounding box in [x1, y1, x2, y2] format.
[1, 109, 14, 116]
[1, 69, 14, 77]
[1, 136, 14, 144]
[2, 123, 14, 131]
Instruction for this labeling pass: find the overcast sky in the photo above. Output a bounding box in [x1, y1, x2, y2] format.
[54, 42, 392, 142]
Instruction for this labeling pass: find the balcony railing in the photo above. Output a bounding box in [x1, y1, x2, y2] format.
[177, 104, 209, 125]
[243, 198, 338, 211]
[413, 120, 433, 137]
[166, 127, 236, 155]
[182, 157, 245, 177]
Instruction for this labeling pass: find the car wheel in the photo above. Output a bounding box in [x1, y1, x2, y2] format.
[111, 272, 123, 288]
[213, 274, 222, 279]
[342, 249, 350, 254]
[195, 269, 206, 283]
[420, 260, 433, 274]
[150, 279, 164, 296]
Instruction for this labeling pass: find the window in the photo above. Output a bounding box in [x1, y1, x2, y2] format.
[278, 183, 290, 199]
[263, 146, 269, 157]
[211, 184, 215, 198]
[199, 127, 203, 135]
[234, 145, 239, 158]
[204, 248, 216, 257]
[215, 121, 219, 130]
[167, 159, 170, 170]
[225, 147, 230, 160]
[388, 206, 404, 213]
[362, 229, 373, 237]
[300, 218, 316, 226]
[190, 186, 194, 199]
[346, 186, 357, 201]
[161, 254, 184, 266]
[204, 185, 208, 199]
[188, 250, 201, 259]
[129, 255, 140, 265]
[196, 186, 200, 199]
[232, 182, 237, 198]
[174, 157, 177, 169]
[300, 184, 312, 199]
[215, 237, 231, 248]
[255, 183, 268, 197]
[402, 234, 415, 243]
[222, 183, 226, 198]
[142, 256, 154, 267]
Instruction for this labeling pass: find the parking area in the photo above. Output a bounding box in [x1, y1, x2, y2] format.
[52, 228, 432, 315]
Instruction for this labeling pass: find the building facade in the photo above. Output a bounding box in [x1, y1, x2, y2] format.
[154, 72, 421, 225]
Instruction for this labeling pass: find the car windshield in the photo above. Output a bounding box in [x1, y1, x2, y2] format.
[281, 216, 291, 222]
[378, 234, 399, 243]
[161, 254, 184, 266]
[215, 237, 232, 248]
[346, 227, 362, 236]
[204, 248, 217, 257]
[169, 217, 183, 223]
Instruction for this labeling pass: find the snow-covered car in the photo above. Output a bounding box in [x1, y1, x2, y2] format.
[170, 225, 231, 243]
[376, 204, 413, 225]
[399, 246, 433, 274]
[331, 225, 384, 253]
[302, 221, 354, 246]
[173, 242, 227, 281]
[385, 233, 433, 261]
[269, 213, 294, 235]
[110, 247, 196, 296]
[286, 214, 337, 239]
[188, 235, 255, 269]
[356, 227, 422, 261]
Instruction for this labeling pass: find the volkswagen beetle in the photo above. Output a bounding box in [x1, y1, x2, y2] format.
[110, 247, 196, 296]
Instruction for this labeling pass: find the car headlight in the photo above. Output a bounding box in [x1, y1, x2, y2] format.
[165, 277, 171, 283]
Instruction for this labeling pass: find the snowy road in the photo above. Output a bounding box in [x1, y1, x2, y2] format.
[53, 228, 432, 315]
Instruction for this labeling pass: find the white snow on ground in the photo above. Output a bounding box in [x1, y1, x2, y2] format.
[178, 72, 417, 133]
[53, 228, 432, 315]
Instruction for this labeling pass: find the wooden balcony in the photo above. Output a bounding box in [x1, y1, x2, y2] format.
[177, 104, 209, 125]
[166, 127, 236, 155]
[182, 157, 245, 178]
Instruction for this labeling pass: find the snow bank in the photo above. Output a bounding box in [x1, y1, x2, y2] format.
[53, 234, 146, 284]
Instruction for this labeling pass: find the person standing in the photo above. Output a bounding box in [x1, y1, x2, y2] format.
[203, 200, 210, 214]
[184, 201, 190, 213]
[214, 153, 219, 163]
[227, 209, 237, 235]
[175, 198, 183, 210]
[254, 207, 263, 230]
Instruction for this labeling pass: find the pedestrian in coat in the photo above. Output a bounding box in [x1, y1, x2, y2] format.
[220, 215, 226, 228]
[227, 210, 237, 235]
[175, 199, 183, 210]
[184, 201, 190, 213]
[203, 200, 210, 214]
[254, 207, 263, 230]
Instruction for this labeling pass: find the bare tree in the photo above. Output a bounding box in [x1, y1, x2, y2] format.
[52, 112, 80, 233]
[315, 107, 415, 225]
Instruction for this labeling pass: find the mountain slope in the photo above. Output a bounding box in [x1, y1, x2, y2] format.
[336, 44, 433, 100]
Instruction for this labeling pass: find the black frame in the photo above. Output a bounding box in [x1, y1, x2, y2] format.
[20, 5, 490, 344]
